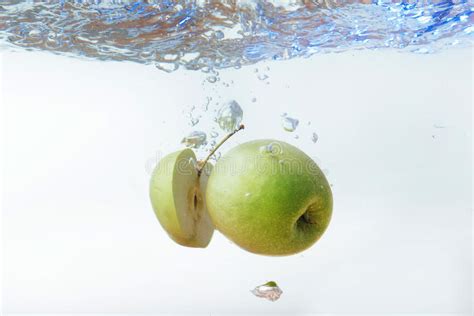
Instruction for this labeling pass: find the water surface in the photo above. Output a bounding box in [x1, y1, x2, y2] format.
[1, 0, 472, 72]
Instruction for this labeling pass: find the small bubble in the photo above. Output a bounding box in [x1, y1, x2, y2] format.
[311, 133, 319, 143]
[282, 116, 299, 132]
[181, 131, 207, 148]
[294, 135, 299, 139]
[210, 152, 222, 162]
[251, 97, 257, 103]
[214, 30, 224, 39]
[258, 74, 269, 81]
[207, 76, 218, 83]
[190, 117, 200, 126]
[210, 131, 219, 138]
[259, 142, 282, 156]
[203, 97, 211, 111]
[155, 62, 179, 73]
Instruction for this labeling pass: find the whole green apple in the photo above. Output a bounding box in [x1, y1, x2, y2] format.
[149, 149, 214, 248]
[206, 139, 332, 256]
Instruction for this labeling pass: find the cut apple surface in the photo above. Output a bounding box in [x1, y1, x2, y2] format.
[149, 149, 214, 248]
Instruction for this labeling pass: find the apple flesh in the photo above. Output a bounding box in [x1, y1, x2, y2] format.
[206, 139, 332, 256]
[149, 149, 214, 247]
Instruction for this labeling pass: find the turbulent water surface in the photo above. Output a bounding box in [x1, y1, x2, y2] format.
[0, 0, 472, 71]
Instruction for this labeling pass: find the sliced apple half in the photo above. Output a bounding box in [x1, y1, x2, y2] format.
[149, 149, 214, 248]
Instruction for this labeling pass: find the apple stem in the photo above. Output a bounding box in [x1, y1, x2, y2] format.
[198, 124, 245, 177]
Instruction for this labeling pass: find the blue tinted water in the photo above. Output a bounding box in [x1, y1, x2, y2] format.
[0, 0, 472, 72]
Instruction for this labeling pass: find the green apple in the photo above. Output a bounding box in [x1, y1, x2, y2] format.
[149, 149, 214, 247]
[206, 139, 332, 256]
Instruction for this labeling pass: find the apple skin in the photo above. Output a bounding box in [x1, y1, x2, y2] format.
[149, 149, 214, 248]
[206, 139, 332, 256]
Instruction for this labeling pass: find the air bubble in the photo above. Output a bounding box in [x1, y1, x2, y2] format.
[207, 76, 218, 83]
[214, 30, 224, 39]
[190, 117, 200, 126]
[216, 100, 243, 132]
[181, 131, 207, 148]
[281, 115, 299, 132]
[210, 151, 222, 162]
[155, 62, 179, 73]
[259, 142, 282, 156]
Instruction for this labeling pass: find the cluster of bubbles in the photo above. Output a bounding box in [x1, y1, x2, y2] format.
[181, 97, 243, 160]
[1, 0, 472, 72]
[281, 112, 319, 143]
[179, 62, 324, 163]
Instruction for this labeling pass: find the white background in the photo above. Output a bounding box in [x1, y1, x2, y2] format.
[1, 47, 472, 315]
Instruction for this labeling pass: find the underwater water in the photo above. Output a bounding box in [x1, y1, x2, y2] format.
[1, 1, 473, 315]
